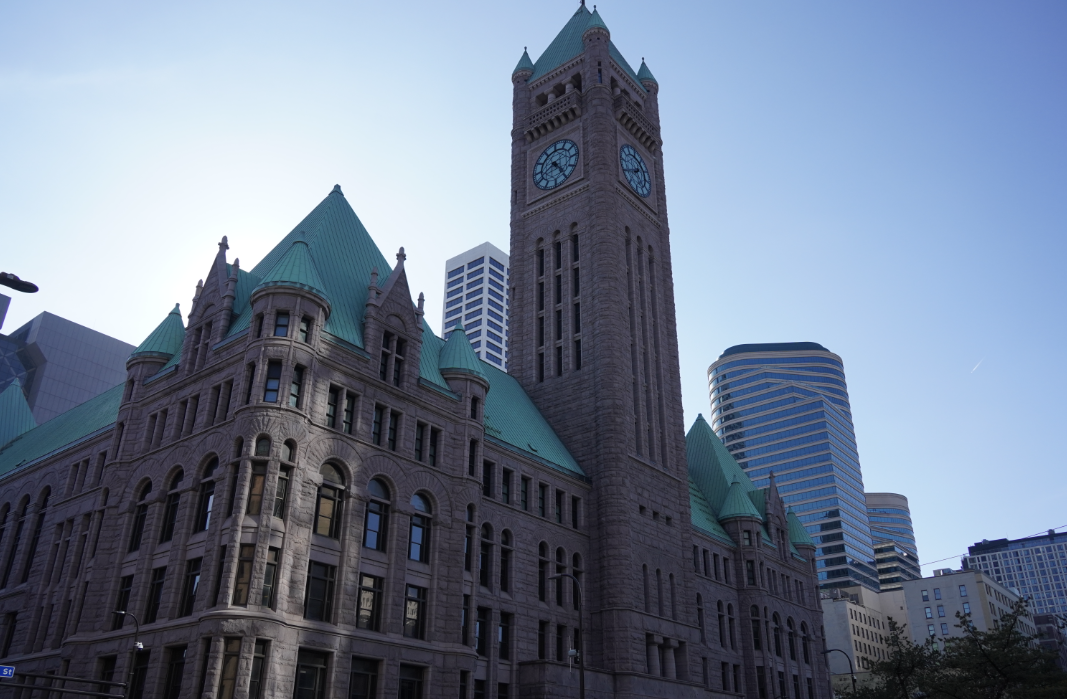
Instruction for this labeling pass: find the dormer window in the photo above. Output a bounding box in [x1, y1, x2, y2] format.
[379, 333, 406, 387]
[274, 312, 290, 337]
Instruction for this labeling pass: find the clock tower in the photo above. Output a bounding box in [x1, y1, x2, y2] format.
[509, 4, 695, 685]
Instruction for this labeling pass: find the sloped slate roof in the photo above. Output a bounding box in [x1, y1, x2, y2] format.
[254, 239, 330, 305]
[482, 363, 584, 478]
[513, 49, 534, 75]
[130, 304, 185, 359]
[719, 478, 763, 521]
[439, 324, 487, 380]
[689, 479, 735, 546]
[686, 414, 752, 514]
[528, 5, 645, 91]
[0, 379, 36, 450]
[0, 383, 122, 478]
[228, 185, 390, 349]
[788, 509, 817, 547]
[637, 60, 657, 85]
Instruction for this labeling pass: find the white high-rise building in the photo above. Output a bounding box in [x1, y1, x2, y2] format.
[442, 242, 510, 370]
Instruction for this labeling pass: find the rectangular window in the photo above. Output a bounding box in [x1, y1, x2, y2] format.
[499, 612, 512, 661]
[289, 365, 304, 407]
[246, 462, 267, 515]
[521, 477, 530, 510]
[398, 665, 423, 699]
[573, 303, 581, 333]
[934, 588, 942, 600]
[502, 470, 512, 504]
[571, 235, 579, 261]
[295, 651, 329, 699]
[555, 274, 562, 304]
[263, 361, 282, 402]
[343, 395, 355, 434]
[372, 406, 383, 445]
[538, 352, 545, 382]
[299, 317, 311, 343]
[415, 423, 425, 461]
[218, 638, 241, 699]
[555, 310, 562, 340]
[500, 547, 510, 592]
[409, 514, 430, 563]
[555, 241, 562, 269]
[144, 567, 166, 623]
[163, 645, 186, 699]
[349, 658, 378, 699]
[538, 249, 545, 277]
[273, 312, 289, 337]
[403, 585, 427, 639]
[538, 621, 548, 659]
[963, 602, 971, 614]
[538, 484, 547, 517]
[555, 490, 564, 524]
[461, 594, 471, 645]
[159, 491, 181, 543]
[941, 623, 949, 635]
[129, 503, 148, 552]
[556, 345, 563, 376]
[387, 412, 399, 451]
[746, 560, 757, 586]
[573, 266, 580, 295]
[556, 624, 566, 661]
[248, 640, 268, 699]
[925, 607, 933, 619]
[959, 585, 968, 597]
[538, 316, 545, 346]
[232, 544, 255, 606]
[304, 562, 336, 622]
[273, 467, 291, 518]
[356, 573, 382, 631]
[476, 607, 490, 655]
[483, 462, 494, 498]
[922, 589, 929, 601]
[113, 575, 134, 629]
[937, 605, 945, 618]
[571, 496, 580, 529]
[261, 547, 280, 608]
[179, 558, 202, 617]
[468, 440, 478, 476]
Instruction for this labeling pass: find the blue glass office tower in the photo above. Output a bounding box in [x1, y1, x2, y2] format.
[708, 343, 879, 591]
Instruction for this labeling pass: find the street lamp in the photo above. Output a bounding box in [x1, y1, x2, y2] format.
[548, 573, 585, 699]
[0, 273, 38, 294]
[112, 611, 143, 698]
[821, 648, 857, 694]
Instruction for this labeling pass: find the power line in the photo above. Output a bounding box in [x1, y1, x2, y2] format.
[919, 523, 1067, 569]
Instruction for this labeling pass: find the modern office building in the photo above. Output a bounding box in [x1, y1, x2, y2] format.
[820, 585, 889, 686]
[708, 343, 878, 591]
[442, 243, 510, 370]
[1034, 614, 1067, 671]
[866, 493, 920, 590]
[0, 7, 832, 699]
[0, 293, 135, 425]
[963, 529, 1067, 616]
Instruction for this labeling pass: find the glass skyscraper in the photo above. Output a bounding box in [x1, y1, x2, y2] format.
[964, 530, 1067, 615]
[708, 342, 879, 590]
[866, 492, 921, 590]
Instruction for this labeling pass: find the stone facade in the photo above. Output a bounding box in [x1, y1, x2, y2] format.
[0, 6, 831, 699]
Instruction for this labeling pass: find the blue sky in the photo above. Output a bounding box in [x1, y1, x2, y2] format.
[2, 1, 1065, 575]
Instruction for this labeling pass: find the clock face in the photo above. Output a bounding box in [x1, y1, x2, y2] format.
[533, 140, 579, 190]
[620, 144, 651, 198]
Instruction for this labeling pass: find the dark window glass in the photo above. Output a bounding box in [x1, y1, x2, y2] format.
[315, 466, 345, 539]
[483, 462, 494, 498]
[499, 612, 512, 660]
[273, 467, 291, 518]
[538, 484, 546, 517]
[159, 490, 181, 543]
[178, 558, 202, 616]
[502, 470, 511, 504]
[289, 365, 304, 408]
[129, 650, 150, 699]
[263, 361, 282, 402]
[356, 574, 382, 631]
[349, 658, 378, 699]
[363, 501, 388, 550]
[261, 547, 280, 608]
[429, 428, 440, 466]
[387, 412, 398, 451]
[128, 503, 148, 552]
[414, 423, 425, 460]
[144, 567, 166, 623]
[409, 513, 431, 563]
[304, 562, 336, 622]
[538, 621, 548, 659]
[294, 651, 328, 699]
[372, 406, 383, 445]
[112, 575, 134, 629]
[196, 479, 215, 532]
[218, 638, 241, 699]
[273, 312, 289, 337]
[398, 665, 423, 699]
[162, 645, 186, 699]
[521, 478, 529, 510]
[403, 585, 427, 639]
[232, 544, 255, 606]
[299, 317, 311, 343]
[249, 640, 268, 699]
[343, 396, 355, 434]
[476, 607, 490, 655]
[246, 462, 267, 515]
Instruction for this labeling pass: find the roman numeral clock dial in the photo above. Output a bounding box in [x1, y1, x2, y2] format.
[532, 139, 579, 190]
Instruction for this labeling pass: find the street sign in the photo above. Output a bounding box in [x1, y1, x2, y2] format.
[0, 666, 14, 678]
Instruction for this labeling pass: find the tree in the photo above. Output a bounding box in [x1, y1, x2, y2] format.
[845, 599, 1067, 699]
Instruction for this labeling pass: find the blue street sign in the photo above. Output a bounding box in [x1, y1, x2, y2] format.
[0, 666, 14, 678]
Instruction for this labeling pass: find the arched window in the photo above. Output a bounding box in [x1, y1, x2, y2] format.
[362, 478, 389, 549]
[656, 568, 663, 616]
[254, 436, 270, 457]
[717, 601, 726, 648]
[727, 604, 736, 650]
[555, 547, 567, 608]
[233, 437, 244, 459]
[195, 457, 218, 532]
[22, 488, 50, 584]
[773, 613, 783, 657]
[283, 439, 297, 462]
[642, 564, 650, 612]
[571, 553, 583, 611]
[788, 618, 797, 661]
[0, 501, 28, 588]
[538, 543, 549, 602]
[128, 483, 151, 552]
[801, 622, 812, 664]
[750, 605, 762, 651]
[500, 530, 512, 592]
[315, 464, 345, 539]
[479, 524, 494, 589]
[669, 572, 677, 620]
[697, 594, 706, 643]
[408, 493, 432, 563]
[159, 469, 184, 543]
[464, 506, 475, 572]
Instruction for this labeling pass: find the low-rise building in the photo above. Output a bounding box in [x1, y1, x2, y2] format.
[820, 585, 889, 689]
[1033, 613, 1067, 671]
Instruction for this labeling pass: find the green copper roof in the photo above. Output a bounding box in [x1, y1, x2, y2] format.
[482, 363, 584, 478]
[528, 6, 645, 91]
[689, 479, 735, 546]
[686, 414, 754, 513]
[513, 48, 534, 75]
[254, 239, 330, 308]
[0, 383, 123, 478]
[131, 304, 185, 360]
[228, 185, 390, 348]
[438, 324, 488, 381]
[788, 509, 817, 547]
[719, 477, 763, 521]
[637, 59, 658, 85]
[0, 379, 36, 450]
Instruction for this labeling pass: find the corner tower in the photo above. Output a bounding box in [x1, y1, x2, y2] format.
[510, 4, 692, 681]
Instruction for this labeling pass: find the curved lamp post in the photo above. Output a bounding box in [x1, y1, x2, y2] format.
[548, 573, 585, 699]
[821, 648, 857, 694]
[112, 611, 142, 698]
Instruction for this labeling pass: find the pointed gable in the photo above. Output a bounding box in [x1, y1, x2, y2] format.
[228, 185, 391, 348]
[438, 324, 488, 381]
[513, 48, 534, 76]
[254, 239, 331, 311]
[637, 59, 658, 85]
[0, 379, 36, 449]
[686, 413, 753, 514]
[130, 304, 185, 360]
[527, 5, 646, 91]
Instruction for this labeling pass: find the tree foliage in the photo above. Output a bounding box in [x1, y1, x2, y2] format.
[845, 599, 1067, 699]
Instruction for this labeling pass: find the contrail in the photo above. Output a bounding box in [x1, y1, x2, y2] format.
[971, 359, 983, 373]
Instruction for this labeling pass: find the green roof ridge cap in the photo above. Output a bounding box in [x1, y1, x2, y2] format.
[130, 304, 185, 360]
[787, 509, 817, 547]
[439, 324, 488, 381]
[513, 48, 534, 76]
[719, 478, 763, 521]
[254, 237, 331, 307]
[637, 59, 658, 85]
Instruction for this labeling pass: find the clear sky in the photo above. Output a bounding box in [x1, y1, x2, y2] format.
[2, 1, 1065, 575]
